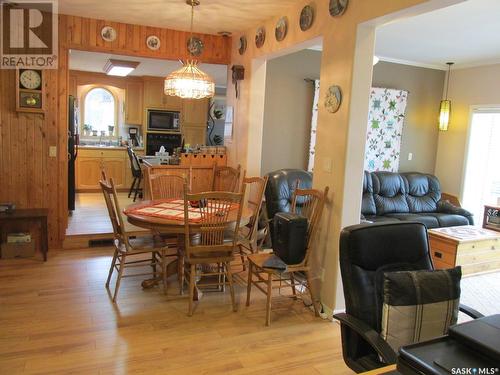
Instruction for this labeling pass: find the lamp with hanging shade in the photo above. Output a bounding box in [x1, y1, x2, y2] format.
[439, 62, 454, 131]
[164, 0, 215, 100]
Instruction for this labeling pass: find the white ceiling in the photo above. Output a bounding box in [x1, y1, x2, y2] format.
[59, 0, 300, 35]
[376, 0, 500, 70]
[69, 50, 228, 87]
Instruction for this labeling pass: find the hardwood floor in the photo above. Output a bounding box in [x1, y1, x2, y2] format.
[65, 193, 148, 249]
[0, 248, 353, 374]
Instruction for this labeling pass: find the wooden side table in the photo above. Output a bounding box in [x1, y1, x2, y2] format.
[482, 205, 500, 232]
[0, 208, 49, 261]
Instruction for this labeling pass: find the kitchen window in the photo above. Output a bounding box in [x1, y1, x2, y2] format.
[83, 87, 117, 136]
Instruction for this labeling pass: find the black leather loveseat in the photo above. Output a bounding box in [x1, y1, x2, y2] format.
[362, 171, 473, 228]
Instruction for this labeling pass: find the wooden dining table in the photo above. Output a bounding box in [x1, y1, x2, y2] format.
[123, 199, 253, 294]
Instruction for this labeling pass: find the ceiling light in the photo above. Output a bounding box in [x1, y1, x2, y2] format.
[103, 59, 140, 76]
[373, 56, 380, 65]
[164, 0, 215, 99]
[439, 62, 454, 131]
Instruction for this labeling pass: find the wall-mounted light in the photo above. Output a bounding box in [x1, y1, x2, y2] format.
[103, 59, 140, 76]
[439, 62, 454, 131]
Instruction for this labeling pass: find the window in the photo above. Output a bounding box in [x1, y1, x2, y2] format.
[83, 87, 116, 135]
[462, 109, 500, 223]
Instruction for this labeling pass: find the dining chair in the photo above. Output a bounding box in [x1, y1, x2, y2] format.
[236, 173, 269, 270]
[181, 185, 246, 316]
[246, 186, 329, 326]
[212, 164, 241, 192]
[148, 173, 187, 200]
[100, 177, 169, 302]
[127, 147, 143, 202]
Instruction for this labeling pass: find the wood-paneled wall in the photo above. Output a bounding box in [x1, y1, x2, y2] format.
[65, 15, 231, 64]
[0, 14, 231, 249]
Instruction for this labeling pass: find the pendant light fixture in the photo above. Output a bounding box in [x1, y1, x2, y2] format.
[438, 62, 454, 131]
[164, 0, 215, 99]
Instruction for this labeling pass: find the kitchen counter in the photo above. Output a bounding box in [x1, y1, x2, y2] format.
[78, 145, 144, 151]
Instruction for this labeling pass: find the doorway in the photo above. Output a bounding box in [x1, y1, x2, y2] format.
[462, 108, 500, 223]
[64, 50, 228, 245]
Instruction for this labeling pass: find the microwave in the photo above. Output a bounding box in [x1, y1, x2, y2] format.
[147, 109, 180, 132]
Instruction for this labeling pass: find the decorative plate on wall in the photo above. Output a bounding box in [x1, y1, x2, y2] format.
[238, 36, 247, 55]
[275, 16, 288, 42]
[146, 35, 161, 50]
[255, 27, 266, 48]
[325, 85, 342, 113]
[187, 36, 204, 56]
[329, 0, 348, 17]
[299, 5, 314, 31]
[101, 26, 117, 42]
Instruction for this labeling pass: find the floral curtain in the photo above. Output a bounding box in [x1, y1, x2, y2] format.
[308, 80, 320, 172]
[364, 87, 408, 172]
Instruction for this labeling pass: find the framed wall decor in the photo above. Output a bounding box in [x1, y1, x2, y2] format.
[255, 27, 266, 48]
[300, 5, 314, 31]
[238, 36, 247, 55]
[146, 35, 161, 50]
[187, 36, 204, 56]
[275, 17, 288, 42]
[329, 0, 349, 17]
[325, 85, 342, 113]
[101, 26, 117, 42]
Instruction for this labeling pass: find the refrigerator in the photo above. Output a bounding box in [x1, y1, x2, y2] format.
[68, 96, 79, 211]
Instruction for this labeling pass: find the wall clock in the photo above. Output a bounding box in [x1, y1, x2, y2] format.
[16, 69, 45, 113]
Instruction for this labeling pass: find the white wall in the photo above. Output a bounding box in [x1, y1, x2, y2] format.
[260, 50, 322, 175]
[434, 63, 500, 196]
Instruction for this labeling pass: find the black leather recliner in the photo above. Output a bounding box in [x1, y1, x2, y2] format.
[334, 222, 482, 373]
[264, 169, 312, 243]
[264, 169, 312, 220]
[362, 171, 473, 228]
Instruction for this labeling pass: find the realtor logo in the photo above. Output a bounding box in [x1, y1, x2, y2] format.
[1, 0, 58, 69]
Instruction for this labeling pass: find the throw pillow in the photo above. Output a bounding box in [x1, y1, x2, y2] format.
[380, 266, 461, 352]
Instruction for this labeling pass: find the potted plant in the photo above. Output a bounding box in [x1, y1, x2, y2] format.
[82, 123, 92, 136]
[108, 125, 114, 136]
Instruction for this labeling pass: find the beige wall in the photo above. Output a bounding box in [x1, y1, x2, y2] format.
[435, 63, 500, 197]
[261, 50, 322, 175]
[224, 0, 447, 312]
[372, 62, 445, 174]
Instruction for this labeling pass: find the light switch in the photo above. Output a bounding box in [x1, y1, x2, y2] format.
[49, 146, 57, 157]
[322, 157, 332, 173]
[408, 152, 413, 161]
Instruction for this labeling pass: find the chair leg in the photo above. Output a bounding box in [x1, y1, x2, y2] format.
[238, 245, 246, 272]
[105, 249, 118, 288]
[306, 271, 320, 317]
[162, 250, 167, 295]
[133, 177, 141, 202]
[179, 254, 185, 295]
[112, 254, 126, 303]
[151, 251, 157, 275]
[246, 262, 253, 306]
[128, 177, 136, 198]
[290, 272, 297, 298]
[225, 262, 237, 312]
[265, 272, 273, 326]
[188, 263, 196, 317]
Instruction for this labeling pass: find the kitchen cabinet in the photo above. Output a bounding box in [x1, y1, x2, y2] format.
[182, 99, 208, 124]
[125, 82, 143, 125]
[76, 148, 136, 191]
[143, 78, 181, 110]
